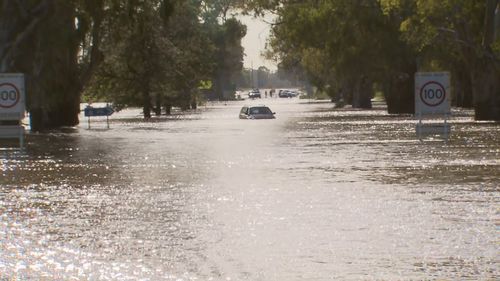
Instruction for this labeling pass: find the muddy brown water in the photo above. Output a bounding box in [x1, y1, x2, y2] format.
[1, 99, 498, 280]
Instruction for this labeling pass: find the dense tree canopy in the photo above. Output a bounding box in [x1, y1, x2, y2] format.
[0, 0, 107, 130]
[0, 0, 247, 128]
[381, 0, 500, 119]
[247, 0, 500, 119]
[86, 0, 247, 115]
[1, 0, 498, 130]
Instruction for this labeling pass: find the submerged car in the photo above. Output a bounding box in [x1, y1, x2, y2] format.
[239, 105, 276, 119]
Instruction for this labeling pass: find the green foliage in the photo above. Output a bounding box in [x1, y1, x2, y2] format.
[205, 13, 247, 99]
[266, 1, 412, 97]
[83, 1, 224, 114]
[0, 0, 110, 129]
[249, 0, 499, 116]
[381, 0, 499, 114]
[198, 80, 213, 89]
[85, 1, 168, 109]
[84, 0, 247, 108]
[1, 0, 248, 125]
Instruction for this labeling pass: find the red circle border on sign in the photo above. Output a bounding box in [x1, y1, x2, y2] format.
[420, 81, 446, 107]
[0, 82, 20, 109]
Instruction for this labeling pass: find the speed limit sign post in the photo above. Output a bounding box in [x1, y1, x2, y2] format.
[415, 72, 451, 141]
[0, 73, 25, 149]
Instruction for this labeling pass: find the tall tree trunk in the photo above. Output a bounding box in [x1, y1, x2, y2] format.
[0, 1, 51, 131]
[385, 76, 414, 114]
[213, 73, 223, 100]
[1, 1, 104, 131]
[179, 90, 190, 111]
[472, 58, 500, 120]
[154, 94, 162, 116]
[471, 0, 500, 120]
[142, 88, 151, 119]
[164, 97, 172, 115]
[341, 77, 354, 105]
[164, 104, 172, 115]
[453, 66, 473, 108]
[385, 61, 415, 114]
[352, 75, 372, 109]
[190, 94, 197, 110]
[40, 3, 81, 129]
[216, 70, 231, 100]
[352, 78, 361, 108]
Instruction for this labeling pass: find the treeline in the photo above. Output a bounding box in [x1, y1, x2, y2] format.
[2, 0, 498, 132]
[0, 0, 247, 131]
[248, 0, 500, 119]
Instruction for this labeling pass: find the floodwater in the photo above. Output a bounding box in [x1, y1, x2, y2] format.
[1, 98, 498, 280]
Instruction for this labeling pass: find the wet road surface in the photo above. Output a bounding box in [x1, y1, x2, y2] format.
[1, 98, 499, 280]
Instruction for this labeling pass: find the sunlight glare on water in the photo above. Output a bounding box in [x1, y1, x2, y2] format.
[1, 99, 498, 280]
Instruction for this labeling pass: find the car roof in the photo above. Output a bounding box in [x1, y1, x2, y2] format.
[243, 105, 269, 108]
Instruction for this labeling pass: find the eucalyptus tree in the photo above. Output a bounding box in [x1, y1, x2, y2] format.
[0, 0, 106, 131]
[381, 0, 500, 120]
[247, 0, 500, 117]
[201, 1, 247, 100]
[162, 0, 215, 112]
[262, 0, 417, 110]
[85, 0, 177, 118]
[87, 0, 245, 112]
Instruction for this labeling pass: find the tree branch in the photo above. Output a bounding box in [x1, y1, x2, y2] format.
[79, 2, 105, 90]
[0, 0, 52, 71]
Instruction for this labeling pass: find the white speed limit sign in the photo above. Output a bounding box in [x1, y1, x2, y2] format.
[415, 72, 450, 116]
[0, 73, 25, 120]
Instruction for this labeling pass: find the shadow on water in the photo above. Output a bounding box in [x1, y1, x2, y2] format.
[2, 128, 118, 186]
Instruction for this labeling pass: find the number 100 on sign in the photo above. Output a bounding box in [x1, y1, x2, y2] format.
[415, 72, 450, 115]
[421, 81, 445, 107]
[0, 83, 20, 108]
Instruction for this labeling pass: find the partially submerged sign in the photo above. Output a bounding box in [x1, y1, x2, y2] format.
[84, 105, 114, 117]
[0, 73, 25, 120]
[84, 104, 114, 129]
[415, 72, 451, 141]
[416, 122, 450, 136]
[0, 125, 24, 147]
[0, 73, 25, 149]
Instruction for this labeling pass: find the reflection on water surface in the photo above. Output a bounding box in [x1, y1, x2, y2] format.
[1, 100, 498, 280]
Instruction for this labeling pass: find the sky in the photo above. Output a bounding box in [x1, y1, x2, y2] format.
[237, 14, 277, 71]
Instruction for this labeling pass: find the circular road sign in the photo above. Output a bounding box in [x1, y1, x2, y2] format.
[0, 82, 20, 109]
[420, 81, 446, 107]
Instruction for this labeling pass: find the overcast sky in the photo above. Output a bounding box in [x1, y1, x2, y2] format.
[237, 14, 277, 71]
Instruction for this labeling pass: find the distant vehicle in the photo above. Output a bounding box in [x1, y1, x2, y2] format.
[239, 105, 276, 119]
[248, 89, 261, 99]
[278, 90, 298, 98]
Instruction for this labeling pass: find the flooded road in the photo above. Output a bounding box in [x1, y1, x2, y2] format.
[1, 99, 499, 280]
